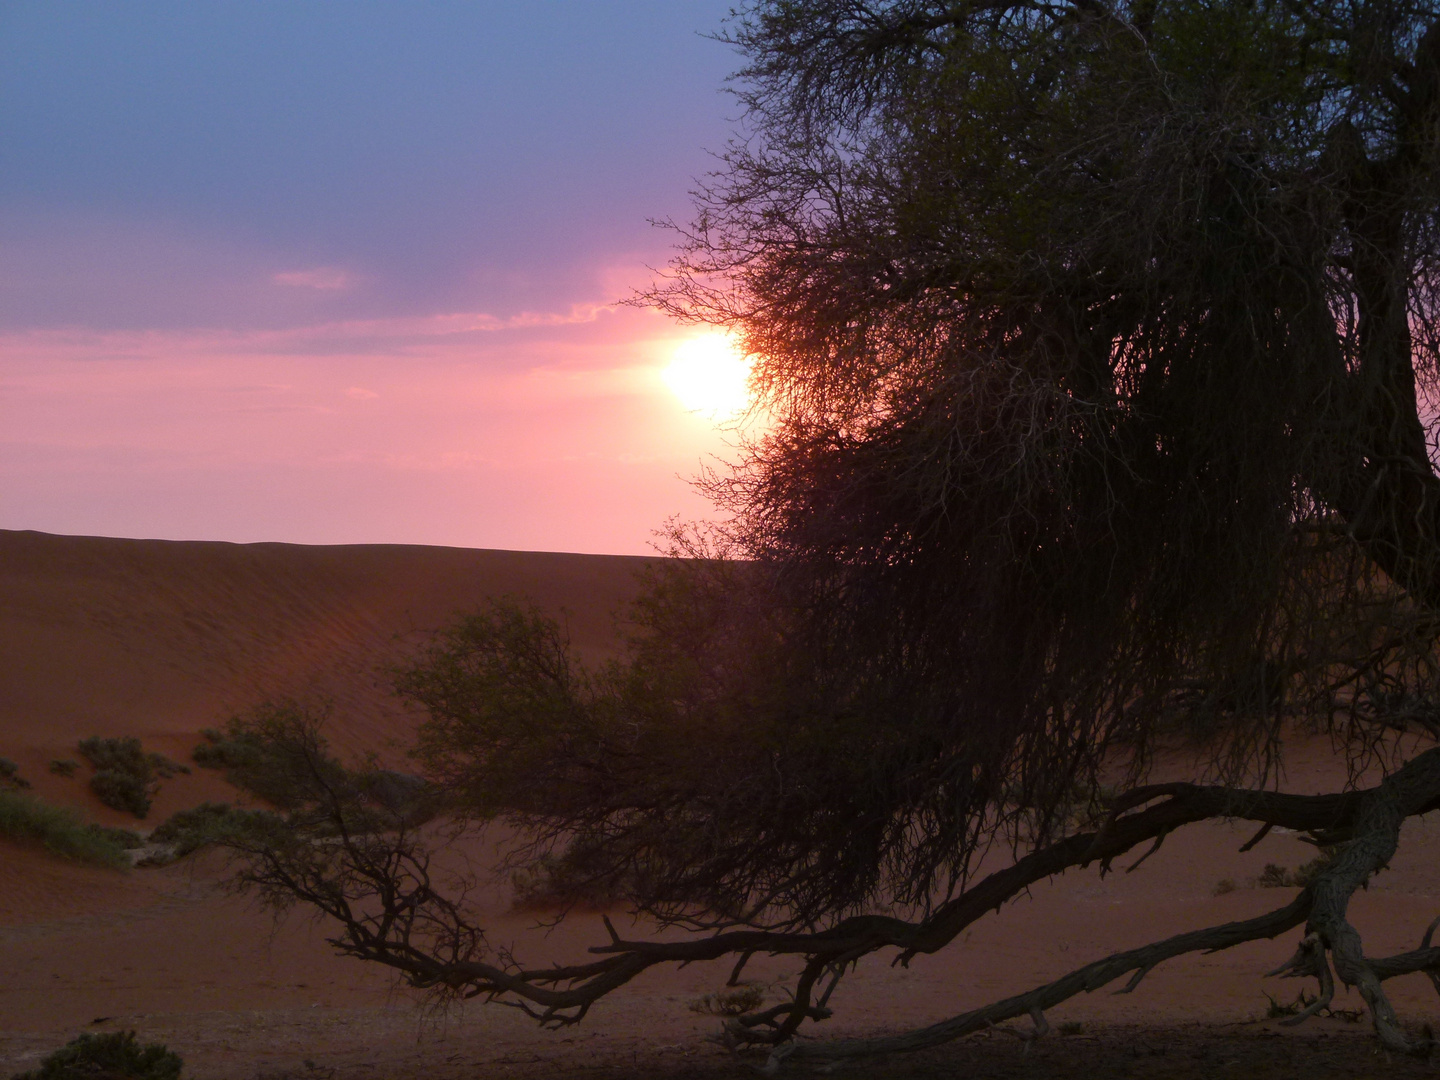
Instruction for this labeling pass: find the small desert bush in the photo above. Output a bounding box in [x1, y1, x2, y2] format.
[689, 983, 766, 1016]
[510, 841, 638, 912]
[150, 801, 280, 857]
[77, 737, 188, 779]
[77, 737, 188, 819]
[87, 824, 146, 850]
[1257, 863, 1292, 888]
[12, 1030, 182, 1080]
[1291, 852, 1334, 886]
[0, 790, 129, 868]
[1212, 878, 1237, 895]
[48, 759, 78, 778]
[0, 758, 30, 790]
[89, 769, 152, 818]
[1256, 850, 1335, 889]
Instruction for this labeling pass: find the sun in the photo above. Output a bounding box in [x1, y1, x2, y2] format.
[662, 333, 751, 419]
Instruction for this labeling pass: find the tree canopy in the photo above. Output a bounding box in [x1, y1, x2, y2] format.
[226, 0, 1440, 1066]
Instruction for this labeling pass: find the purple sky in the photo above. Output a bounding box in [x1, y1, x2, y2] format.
[0, 1, 747, 553]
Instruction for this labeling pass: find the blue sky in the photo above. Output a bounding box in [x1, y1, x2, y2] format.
[0, 2, 752, 552]
[0, 1, 737, 328]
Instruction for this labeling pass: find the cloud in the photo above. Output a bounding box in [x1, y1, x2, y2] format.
[272, 267, 355, 290]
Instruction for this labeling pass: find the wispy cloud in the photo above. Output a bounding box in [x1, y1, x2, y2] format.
[272, 267, 356, 290]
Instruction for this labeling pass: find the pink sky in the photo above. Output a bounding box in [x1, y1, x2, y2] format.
[0, 299, 747, 554]
[0, 3, 743, 555]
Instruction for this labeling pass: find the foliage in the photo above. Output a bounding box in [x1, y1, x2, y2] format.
[0, 758, 30, 790]
[690, 984, 767, 1016]
[47, 759, 77, 778]
[189, 704, 438, 837]
[1257, 851, 1336, 888]
[0, 790, 130, 868]
[88, 770, 152, 819]
[221, 0, 1440, 1065]
[11, 1031, 182, 1080]
[646, 0, 1440, 890]
[77, 737, 187, 779]
[192, 725, 262, 773]
[149, 801, 281, 857]
[76, 737, 188, 819]
[87, 824, 146, 850]
[509, 841, 638, 912]
[191, 711, 432, 821]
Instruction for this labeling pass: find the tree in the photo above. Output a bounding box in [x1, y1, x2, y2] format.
[229, 0, 1440, 1068]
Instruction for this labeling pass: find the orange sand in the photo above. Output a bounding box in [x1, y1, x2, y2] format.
[0, 529, 1437, 1079]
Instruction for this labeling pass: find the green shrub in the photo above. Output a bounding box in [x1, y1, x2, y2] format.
[191, 716, 310, 806]
[0, 790, 129, 868]
[150, 801, 280, 856]
[12, 1030, 182, 1080]
[189, 727, 242, 770]
[86, 824, 146, 850]
[89, 769, 152, 819]
[0, 758, 30, 790]
[77, 736, 188, 779]
[76, 737, 188, 819]
[192, 707, 359, 812]
[48, 759, 78, 778]
[189, 705, 439, 841]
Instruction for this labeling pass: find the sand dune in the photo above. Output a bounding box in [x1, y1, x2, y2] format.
[1, 530, 1438, 1079]
[0, 529, 655, 822]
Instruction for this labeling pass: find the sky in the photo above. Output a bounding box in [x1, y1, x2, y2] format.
[0, 1, 750, 554]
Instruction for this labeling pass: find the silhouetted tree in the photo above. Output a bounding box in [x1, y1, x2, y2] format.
[229, 1, 1440, 1066]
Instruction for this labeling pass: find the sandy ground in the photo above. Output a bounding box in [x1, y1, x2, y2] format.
[1, 529, 1438, 1078]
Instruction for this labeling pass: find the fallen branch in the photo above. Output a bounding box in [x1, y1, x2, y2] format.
[229, 744, 1440, 1060]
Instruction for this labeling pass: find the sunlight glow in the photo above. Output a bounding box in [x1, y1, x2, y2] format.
[662, 333, 752, 419]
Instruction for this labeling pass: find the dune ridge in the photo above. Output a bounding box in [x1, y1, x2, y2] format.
[0, 529, 654, 820]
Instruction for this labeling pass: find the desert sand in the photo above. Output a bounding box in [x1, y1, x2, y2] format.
[1, 529, 1438, 1079]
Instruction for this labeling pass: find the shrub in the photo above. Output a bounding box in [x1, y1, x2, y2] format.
[0, 790, 129, 868]
[510, 840, 637, 912]
[76, 737, 188, 819]
[86, 824, 145, 850]
[689, 983, 766, 1016]
[150, 801, 279, 857]
[1265, 990, 1316, 1019]
[1212, 878, 1237, 896]
[89, 769, 152, 819]
[1256, 850, 1335, 889]
[77, 736, 188, 779]
[191, 713, 325, 807]
[0, 758, 29, 790]
[12, 1030, 182, 1080]
[1291, 852, 1335, 887]
[48, 759, 78, 778]
[1257, 863, 1291, 888]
